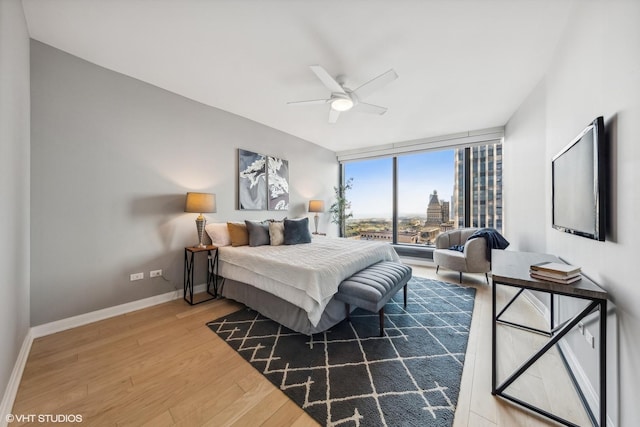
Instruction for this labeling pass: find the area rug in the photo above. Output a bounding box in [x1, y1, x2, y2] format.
[207, 276, 476, 427]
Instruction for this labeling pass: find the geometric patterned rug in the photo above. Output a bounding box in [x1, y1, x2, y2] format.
[207, 276, 476, 427]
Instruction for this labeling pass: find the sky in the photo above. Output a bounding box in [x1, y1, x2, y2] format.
[344, 150, 455, 218]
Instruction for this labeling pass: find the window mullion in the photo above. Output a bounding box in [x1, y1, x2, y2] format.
[392, 157, 398, 244]
[464, 147, 471, 228]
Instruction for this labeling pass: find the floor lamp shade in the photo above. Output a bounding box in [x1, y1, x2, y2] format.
[308, 200, 324, 234]
[185, 192, 216, 248]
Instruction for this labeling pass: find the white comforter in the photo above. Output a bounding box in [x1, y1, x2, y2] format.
[218, 237, 400, 326]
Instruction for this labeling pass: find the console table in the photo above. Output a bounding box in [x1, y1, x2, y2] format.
[491, 250, 607, 427]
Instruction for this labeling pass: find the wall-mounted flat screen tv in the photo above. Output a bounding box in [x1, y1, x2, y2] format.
[552, 116, 606, 241]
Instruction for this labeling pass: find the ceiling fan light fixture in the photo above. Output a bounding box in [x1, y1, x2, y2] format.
[330, 97, 354, 112]
[288, 65, 397, 122]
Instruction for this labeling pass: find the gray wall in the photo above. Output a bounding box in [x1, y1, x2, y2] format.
[30, 41, 338, 326]
[504, 1, 639, 425]
[0, 0, 31, 405]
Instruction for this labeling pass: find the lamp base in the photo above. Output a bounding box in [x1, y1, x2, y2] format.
[195, 216, 207, 248]
[314, 213, 319, 234]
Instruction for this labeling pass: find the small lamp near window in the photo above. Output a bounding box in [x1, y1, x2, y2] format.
[308, 200, 324, 234]
[185, 192, 216, 248]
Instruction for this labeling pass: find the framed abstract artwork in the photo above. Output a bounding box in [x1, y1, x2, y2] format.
[267, 156, 289, 210]
[238, 149, 290, 211]
[238, 149, 267, 210]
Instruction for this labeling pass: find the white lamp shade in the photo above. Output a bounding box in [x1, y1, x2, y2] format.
[185, 192, 216, 214]
[308, 200, 324, 213]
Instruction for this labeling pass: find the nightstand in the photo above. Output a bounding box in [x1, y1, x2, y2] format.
[183, 245, 220, 305]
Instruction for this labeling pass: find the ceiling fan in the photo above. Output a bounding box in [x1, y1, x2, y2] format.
[287, 65, 398, 123]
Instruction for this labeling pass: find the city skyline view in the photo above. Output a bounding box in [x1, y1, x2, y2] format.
[344, 150, 455, 218]
[342, 143, 502, 244]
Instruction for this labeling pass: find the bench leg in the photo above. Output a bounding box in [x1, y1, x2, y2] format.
[459, 272, 463, 283]
[404, 284, 407, 308]
[345, 303, 351, 321]
[379, 307, 384, 337]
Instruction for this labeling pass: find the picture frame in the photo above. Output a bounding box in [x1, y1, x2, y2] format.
[267, 155, 289, 210]
[238, 149, 290, 211]
[238, 149, 267, 210]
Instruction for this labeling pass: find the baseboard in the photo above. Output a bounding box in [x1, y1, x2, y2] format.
[31, 290, 176, 338]
[31, 284, 207, 338]
[1, 283, 208, 427]
[521, 289, 549, 320]
[0, 331, 33, 427]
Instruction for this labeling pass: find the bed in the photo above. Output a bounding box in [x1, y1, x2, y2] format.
[217, 236, 401, 335]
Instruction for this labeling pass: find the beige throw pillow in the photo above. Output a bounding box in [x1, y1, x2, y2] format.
[269, 221, 285, 246]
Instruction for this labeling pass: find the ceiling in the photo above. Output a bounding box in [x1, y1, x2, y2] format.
[21, 0, 576, 152]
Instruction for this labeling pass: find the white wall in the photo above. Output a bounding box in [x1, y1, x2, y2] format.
[0, 0, 31, 410]
[30, 41, 338, 326]
[504, 1, 640, 425]
[503, 78, 548, 253]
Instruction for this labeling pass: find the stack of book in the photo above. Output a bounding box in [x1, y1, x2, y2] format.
[530, 262, 582, 284]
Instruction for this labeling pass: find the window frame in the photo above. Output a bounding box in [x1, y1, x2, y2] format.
[338, 132, 504, 258]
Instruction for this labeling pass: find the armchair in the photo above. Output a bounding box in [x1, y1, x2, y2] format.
[433, 228, 490, 284]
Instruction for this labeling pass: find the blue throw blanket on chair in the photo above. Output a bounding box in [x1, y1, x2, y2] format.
[468, 228, 510, 261]
[448, 228, 509, 261]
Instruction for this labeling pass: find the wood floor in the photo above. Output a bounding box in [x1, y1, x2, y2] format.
[11, 265, 591, 426]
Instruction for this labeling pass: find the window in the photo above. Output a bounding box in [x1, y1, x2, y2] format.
[340, 142, 503, 246]
[397, 150, 455, 245]
[343, 158, 393, 239]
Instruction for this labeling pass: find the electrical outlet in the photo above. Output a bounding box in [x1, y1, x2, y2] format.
[150, 269, 162, 278]
[578, 322, 584, 335]
[585, 329, 595, 348]
[130, 272, 144, 281]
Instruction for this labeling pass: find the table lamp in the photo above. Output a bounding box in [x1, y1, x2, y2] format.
[185, 192, 216, 248]
[308, 200, 324, 234]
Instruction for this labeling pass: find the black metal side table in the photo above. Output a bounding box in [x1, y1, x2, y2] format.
[184, 245, 219, 305]
[491, 250, 608, 427]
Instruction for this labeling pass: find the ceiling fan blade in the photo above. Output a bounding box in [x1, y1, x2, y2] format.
[310, 65, 346, 94]
[328, 109, 340, 124]
[353, 102, 388, 115]
[287, 99, 330, 106]
[352, 69, 398, 101]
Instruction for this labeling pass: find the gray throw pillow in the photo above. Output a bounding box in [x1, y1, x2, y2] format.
[283, 218, 312, 245]
[245, 220, 270, 247]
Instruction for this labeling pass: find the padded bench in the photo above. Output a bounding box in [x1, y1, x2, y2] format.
[335, 261, 412, 336]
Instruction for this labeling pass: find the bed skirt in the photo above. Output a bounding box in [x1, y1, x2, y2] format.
[220, 278, 351, 335]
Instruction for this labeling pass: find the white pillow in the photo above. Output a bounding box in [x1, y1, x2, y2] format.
[205, 222, 231, 247]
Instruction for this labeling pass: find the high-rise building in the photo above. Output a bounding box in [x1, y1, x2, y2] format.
[425, 190, 450, 226]
[453, 144, 503, 231]
[421, 190, 454, 244]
